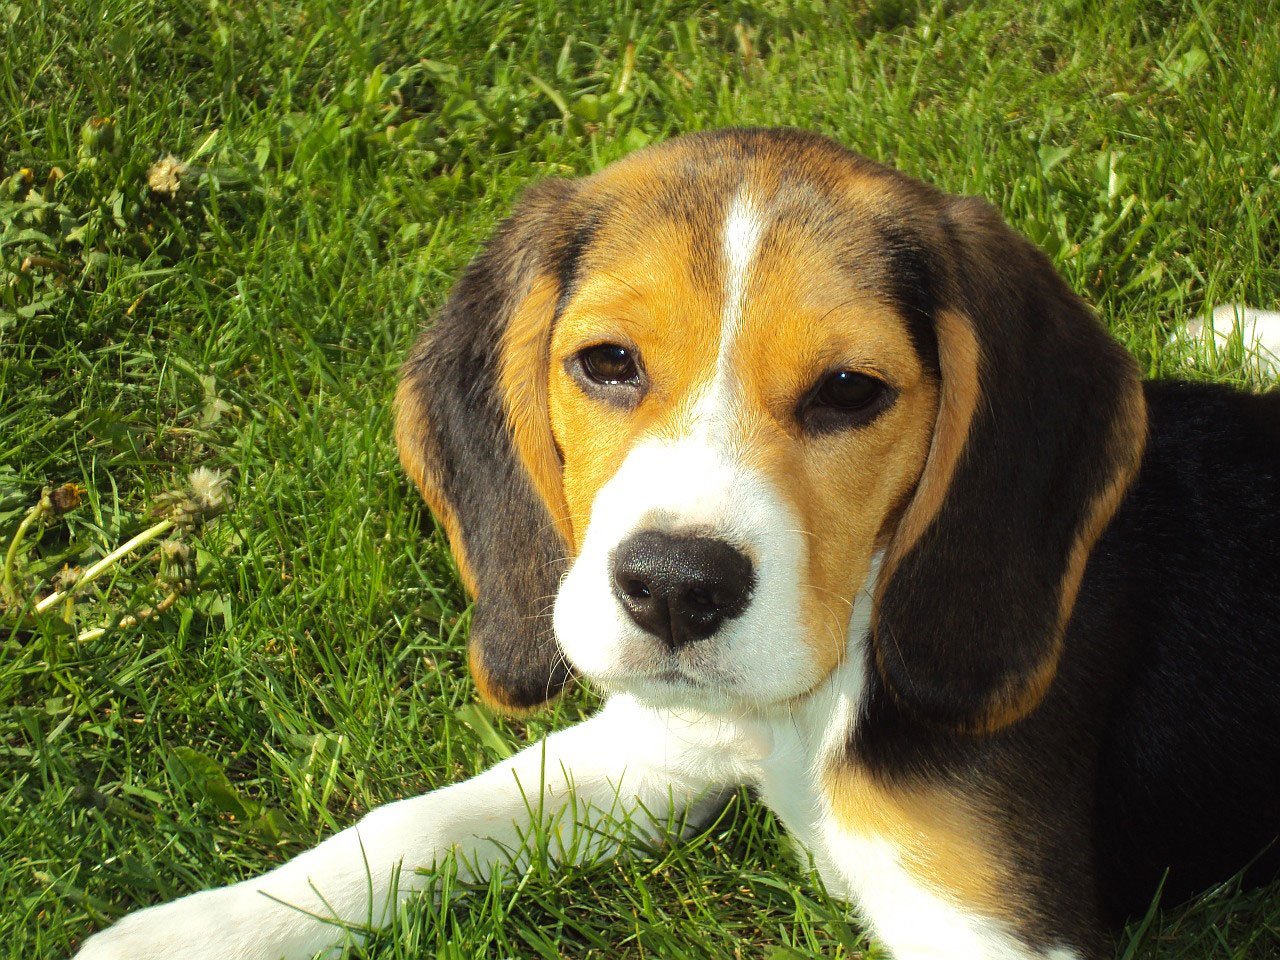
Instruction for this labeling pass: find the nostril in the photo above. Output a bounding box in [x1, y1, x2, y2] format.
[622, 578, 651, 599]
[683, 585, 718, 611]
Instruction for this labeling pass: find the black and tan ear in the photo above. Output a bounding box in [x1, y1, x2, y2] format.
[874, 195, 1148, 733]
[395, 179, 588, 712]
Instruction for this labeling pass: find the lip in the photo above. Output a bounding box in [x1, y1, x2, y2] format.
[594, 666, 707, 690]
[652, 667, 704, 685]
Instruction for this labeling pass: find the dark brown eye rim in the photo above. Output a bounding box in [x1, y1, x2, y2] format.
[576, 343, 642, 387]
[801, 370, 895, 427]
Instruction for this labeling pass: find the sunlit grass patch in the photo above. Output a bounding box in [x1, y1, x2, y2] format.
[2, 0, 1278, 957]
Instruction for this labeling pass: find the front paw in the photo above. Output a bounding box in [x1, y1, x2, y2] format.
[73, 886, 284, 960]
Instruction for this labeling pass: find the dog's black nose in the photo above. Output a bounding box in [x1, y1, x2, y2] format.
[611, 531, 755, 649]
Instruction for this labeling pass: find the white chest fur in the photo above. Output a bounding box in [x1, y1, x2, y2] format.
[712, 656, 1078, 960]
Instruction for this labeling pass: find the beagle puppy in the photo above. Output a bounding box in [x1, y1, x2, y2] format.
[76, 128, 1280, 960]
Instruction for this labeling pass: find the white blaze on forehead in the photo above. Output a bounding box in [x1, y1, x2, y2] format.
[695, 191, 769, 430]
[721, 191, 767, 344]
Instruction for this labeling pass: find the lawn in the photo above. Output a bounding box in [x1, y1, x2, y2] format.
[2, 0, 1279, 957]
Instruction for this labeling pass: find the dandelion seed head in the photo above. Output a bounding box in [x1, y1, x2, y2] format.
[187, 467, 229, 511]
[147, 154, 188, 196]
[156, 468, 231, 533]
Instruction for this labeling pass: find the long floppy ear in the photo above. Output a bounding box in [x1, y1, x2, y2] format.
[874, 195, 1148, 733]
[395, 180, 586, 712]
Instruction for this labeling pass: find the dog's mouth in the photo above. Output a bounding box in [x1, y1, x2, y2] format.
[629, 666, 708, 687]
[582, 662, 707, 690]
[570, 650, 754, 711]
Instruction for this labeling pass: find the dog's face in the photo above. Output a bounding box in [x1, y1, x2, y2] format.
[398, 129, 1146, 728]
[545, 165, 941, 709]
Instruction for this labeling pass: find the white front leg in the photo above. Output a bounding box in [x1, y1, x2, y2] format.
[74, 696, 745, 960]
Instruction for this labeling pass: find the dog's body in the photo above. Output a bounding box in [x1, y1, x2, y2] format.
[76, 130, 1280, 960]
[1084, 381, 1280, 919]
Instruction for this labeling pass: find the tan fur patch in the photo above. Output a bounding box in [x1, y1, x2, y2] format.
[880, 308, 980, 582]
[394, 375, 479, 596]
[826, 765, 1017, 920]
[548, 228, 722, 548]
[498, 274, 574, 545]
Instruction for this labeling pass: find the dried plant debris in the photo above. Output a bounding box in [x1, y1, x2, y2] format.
[2, 470, 232, 640]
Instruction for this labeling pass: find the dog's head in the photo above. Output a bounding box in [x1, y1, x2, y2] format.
[396, 128, 1146, 731]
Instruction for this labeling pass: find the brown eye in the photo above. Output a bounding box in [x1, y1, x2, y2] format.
[815, 370, 885, 410]
[579, 344, 639, 385]
[801, 370, 894, 433]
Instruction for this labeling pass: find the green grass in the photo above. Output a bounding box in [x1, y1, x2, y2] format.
[2, 0, 1278, 957]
